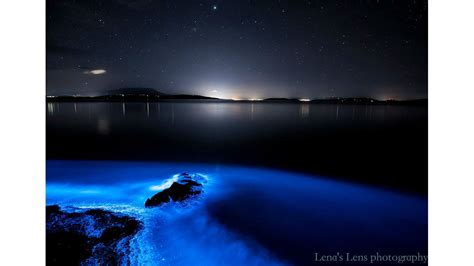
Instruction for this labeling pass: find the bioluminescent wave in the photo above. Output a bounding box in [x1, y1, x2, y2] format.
[47, 160, 427, 265]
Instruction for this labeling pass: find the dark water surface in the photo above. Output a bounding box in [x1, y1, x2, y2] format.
[47, 101, 427, 194]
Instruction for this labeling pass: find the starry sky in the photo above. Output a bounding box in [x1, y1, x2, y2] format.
[47, 0, 427, 100]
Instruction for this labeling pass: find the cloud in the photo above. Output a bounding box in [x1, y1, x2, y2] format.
[84, 69, 107, 75]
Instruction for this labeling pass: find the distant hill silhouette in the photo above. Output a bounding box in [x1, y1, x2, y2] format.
[263, 98, 300, 102]
[107, 88, 166, 96]
[311, 97, 378, 104]
[159, 94, 218, 100]
[46, 89, 426, 105]
[311, 97, 427, 105]
[46, 88, 220, 101]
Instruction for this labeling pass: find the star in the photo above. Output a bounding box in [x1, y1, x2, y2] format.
[212, 5, 217, 10]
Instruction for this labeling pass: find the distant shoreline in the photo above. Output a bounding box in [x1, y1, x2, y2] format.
[46, 96, 427, 106]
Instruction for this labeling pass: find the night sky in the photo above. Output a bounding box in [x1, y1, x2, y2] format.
[47, 0, 427, 100]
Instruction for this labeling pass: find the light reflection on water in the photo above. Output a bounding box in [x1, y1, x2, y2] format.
[46, 101, 427, 140]
[47, 160, 427, 265]
[299, 103, 309, 118]
[46, 102, 426, 125]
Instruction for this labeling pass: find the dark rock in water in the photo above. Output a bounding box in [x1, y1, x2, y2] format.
[47, 230, 92, 265]
[46, 205, 142, 265]
[46, 204, 61, 216]
[145, 173, 205, 207]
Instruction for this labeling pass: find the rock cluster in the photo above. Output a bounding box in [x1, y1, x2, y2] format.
[145, 173, 205, 207]
[46, 205, 142, 265]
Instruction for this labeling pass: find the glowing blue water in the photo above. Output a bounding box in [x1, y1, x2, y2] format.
[47, 160, 427, 265]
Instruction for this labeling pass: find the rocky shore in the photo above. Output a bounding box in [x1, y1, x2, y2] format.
[46, 205, 142, 265]
[47, 173, 207, 264]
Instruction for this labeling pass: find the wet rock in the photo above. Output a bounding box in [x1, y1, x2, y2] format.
[46, 204, 61, 216]
[46, 205, 142, 265]
[145, 173, 205, 207]
[47, 230, 92, 265]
